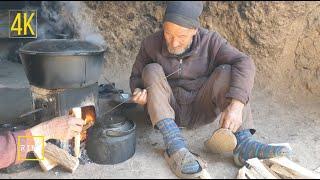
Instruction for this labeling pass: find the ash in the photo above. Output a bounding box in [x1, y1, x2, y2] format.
[79, 142, 93, 165]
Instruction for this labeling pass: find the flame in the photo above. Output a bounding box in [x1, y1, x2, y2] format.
[69, 106, 96, 142]
[80, 106, 96, 141]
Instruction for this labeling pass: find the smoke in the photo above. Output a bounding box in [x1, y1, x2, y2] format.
[38, 1, 107, 49]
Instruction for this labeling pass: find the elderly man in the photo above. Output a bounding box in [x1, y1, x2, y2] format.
[130, 1, 291, 178]
[0, 116, 84, 169]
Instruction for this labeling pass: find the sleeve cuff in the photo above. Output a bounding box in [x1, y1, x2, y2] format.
[225, 86, 250, 105]
[12, 130, 35, 165]
[130, 78, 144, 93]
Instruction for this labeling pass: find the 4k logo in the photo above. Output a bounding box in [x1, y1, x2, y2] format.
[9, 10, 37, 38]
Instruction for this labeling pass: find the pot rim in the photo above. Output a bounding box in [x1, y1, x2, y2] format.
[104, 119, 136, 137]
[19, 39, 106, 56]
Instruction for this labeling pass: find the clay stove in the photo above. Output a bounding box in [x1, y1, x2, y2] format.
[30, 83, 99, 153]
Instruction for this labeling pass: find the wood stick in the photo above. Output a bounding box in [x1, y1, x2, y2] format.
[44, 143, 79, 173]
[261, 160, 281, 179]
[33, 141, 58, 172]
[267, 157, 320, 179]
[314, 166, 320, 174]
[82, 121, 94, 131]
[270, 164, 296, 179]
[199, 169, 212, 179]
[245, 167, 264, 179]
[237, 166, 248, 179]
[72, 107, 82, 158]
[246, 158, 279, 179]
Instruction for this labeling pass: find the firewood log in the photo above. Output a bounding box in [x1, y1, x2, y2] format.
[266, 157, 320, 179]
[33, 141, 58, 171]
[72, 107, 82, 158]
[44, 143, 79, 173]
[246, 158, 279, 179]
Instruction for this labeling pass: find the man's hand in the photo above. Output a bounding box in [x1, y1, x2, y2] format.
[219, 99, 245, 133]
[131, 88, 147, 106]
[30, 116, 84, 141]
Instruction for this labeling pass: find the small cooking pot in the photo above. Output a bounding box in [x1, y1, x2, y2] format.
[86, 118, 136, 165]
[19, 39, 106, 89]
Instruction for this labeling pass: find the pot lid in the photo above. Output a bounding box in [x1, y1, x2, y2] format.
[105, 115, 127, 128]
[19, 39, 105, 55]
[104, 119, 136, 137]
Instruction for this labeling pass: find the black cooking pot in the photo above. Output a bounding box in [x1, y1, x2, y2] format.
[86, 118, 136, 165]
[19, 39, 105, 89]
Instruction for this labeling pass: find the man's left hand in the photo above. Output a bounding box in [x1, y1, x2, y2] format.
[220, 99, 244, 133]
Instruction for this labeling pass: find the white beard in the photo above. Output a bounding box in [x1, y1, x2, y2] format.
[167, 39, 193, 56]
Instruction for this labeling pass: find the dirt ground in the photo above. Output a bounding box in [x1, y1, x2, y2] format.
[0, 60, 319, 179]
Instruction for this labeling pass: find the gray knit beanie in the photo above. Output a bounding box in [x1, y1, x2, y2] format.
[164, 1, 203, 29]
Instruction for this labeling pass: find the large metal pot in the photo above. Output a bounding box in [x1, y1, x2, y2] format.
[19, 39, 105, 89]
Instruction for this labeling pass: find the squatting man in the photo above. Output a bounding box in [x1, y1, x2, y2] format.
[0, 1, 292, 178]
[130, 1, 292, 178]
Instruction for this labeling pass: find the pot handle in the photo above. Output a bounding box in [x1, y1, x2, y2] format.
[103, 128, 132, 137]
[102, 120, 136, 137]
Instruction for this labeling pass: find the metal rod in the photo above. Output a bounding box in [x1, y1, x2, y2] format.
[101, 68, 180, 116]
[19, 108, 44, 118]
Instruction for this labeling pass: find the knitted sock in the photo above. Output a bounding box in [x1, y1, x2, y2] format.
[156, 118, 200, 174]
[233, 129, 292, 166]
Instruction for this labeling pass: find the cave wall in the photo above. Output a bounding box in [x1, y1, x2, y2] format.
[9, 1, 320, 98]
[84, 1, 319, 97]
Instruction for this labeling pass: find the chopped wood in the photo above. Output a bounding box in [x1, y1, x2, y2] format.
[267, 157, 320, 179]
[237, 166, 248, 179]
[33, 140, 58, 171]
[246, 158, 279, 179]
[314, 166, 320, 174]
[245, 166, 264, 179]
[33, 141, 58, 172]
[261, 161, 281, 179]
[44, 143, 79, 173]
[199, 169, 212, 179]
[237, 156, 320, 179]
[270, 164, 296, 179]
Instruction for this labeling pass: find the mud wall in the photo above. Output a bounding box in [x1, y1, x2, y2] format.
[7, 1, 320, 98]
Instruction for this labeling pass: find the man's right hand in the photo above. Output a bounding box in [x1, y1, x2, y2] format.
[131, 88, 147, 106]
[30, 116, 84, 141]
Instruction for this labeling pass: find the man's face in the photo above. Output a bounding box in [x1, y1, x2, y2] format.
[163, 21, 197, 56]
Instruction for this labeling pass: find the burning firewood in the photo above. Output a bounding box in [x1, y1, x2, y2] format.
[72, 107, 82, 158]
[32, 106, 96, 173]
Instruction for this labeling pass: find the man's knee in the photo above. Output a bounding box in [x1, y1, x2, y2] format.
[215, 64, 231, 74]
[142, 63, 165, 83]
[210, 64, 232, 95]
[212, 64, 231, 83]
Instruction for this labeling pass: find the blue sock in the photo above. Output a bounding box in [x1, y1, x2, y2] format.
[156, 118, 200, 174]
[233, 129, 292, 166]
